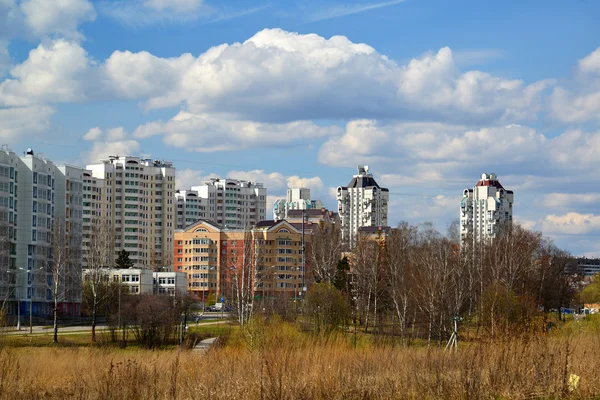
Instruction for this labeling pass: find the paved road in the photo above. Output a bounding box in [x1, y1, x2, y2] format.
[2, 318, 229, 336]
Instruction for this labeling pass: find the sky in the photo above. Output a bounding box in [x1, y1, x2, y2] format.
[1, 0, 600, 256]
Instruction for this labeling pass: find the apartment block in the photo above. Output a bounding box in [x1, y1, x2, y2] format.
[273, 188, 324, 221]
[176, 178, 267, 230]
[460, 173, 514, 245]
[85, 156, 176, 270]
[1, 148, 84, 320]
[174, 219, 310, 303]
[337, 165, 389, 246]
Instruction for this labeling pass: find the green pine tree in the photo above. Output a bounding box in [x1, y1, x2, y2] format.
[115, 249, 133, 269]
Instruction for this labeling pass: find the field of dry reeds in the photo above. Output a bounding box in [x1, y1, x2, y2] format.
[1, 319, 600, 399]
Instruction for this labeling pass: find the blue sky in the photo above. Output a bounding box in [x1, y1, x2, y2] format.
[1, 0, 600, 255]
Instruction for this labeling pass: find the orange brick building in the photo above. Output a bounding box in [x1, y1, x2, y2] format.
[174, 219, 314, 303]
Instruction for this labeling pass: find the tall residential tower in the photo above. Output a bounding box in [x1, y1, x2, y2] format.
[336, 166, 389, 246]
[460, 173, 514, 245]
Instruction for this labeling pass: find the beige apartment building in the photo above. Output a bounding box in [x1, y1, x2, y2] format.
[84, 156, 176, 270]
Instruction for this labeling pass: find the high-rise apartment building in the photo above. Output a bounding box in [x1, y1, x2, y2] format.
[175, 178, 267, 230]
[1, 148, 84, 320]
[273, 188, 324, 221]
[460, 173, 514, 244]
[336, 166, 389, 246]
[85, 156, 176, 270]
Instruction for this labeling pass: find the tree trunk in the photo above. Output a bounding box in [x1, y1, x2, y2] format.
[53, 298, 58, 344]
[91, 295, 97, 342]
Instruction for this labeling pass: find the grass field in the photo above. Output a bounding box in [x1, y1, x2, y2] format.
[0, 318, 599, 399]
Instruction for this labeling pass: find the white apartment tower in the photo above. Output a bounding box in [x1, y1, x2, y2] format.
[1, 148, 84, 320]
[337, 166, 389, 246]
[85, 156, 176, 270]
[273, 188, 324, 221]
[176, 178, 267, 229]
[460, 173, 514, 245]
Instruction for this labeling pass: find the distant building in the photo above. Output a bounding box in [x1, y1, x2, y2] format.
[85, 156, 176, 270]
[176, 178, 267, 230]
[460, 173, 514, 245]
[336, 166, 389, 246]
[273, 188, 324, 221]
[174, 219, 311, 302]
[82, 268, 187, 296]
[569, 258, 600, 277]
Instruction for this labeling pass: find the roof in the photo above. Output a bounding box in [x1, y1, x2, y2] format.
[358, 226, 392, 234]
[475, 179, 504, 189]
[347, 175, 381, 189]
[183, 219, 222, 232]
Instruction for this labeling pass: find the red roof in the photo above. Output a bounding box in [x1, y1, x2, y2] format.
[475, 179, 504, 189]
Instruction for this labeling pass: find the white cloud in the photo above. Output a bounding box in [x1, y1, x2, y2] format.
[543, 212, 600, 235]
[83, 139, 140, 164]
[0, 29, 548, 126]
[105, 127, 127, 141]
[83, 126, 102, 141]
[133, 111, 340, 152]
[286, 176, 324, 190]
[0, 105, 54, 139]
[543, 193, 600, 209]
[549, 47, 600, 123]
[175, 168, 218, 190]
[0, 39, 93, 106]
[226, 170, 287, 191]
[20, 0, 95, 40]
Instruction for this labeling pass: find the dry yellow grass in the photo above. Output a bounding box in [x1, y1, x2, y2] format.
[1, 321, 600, 399]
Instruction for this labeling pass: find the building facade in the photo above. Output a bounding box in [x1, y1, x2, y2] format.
[1, 148, 84, 320]
[336, 166, 389, 246]
[82, 268, 187, 295]
[460, 173, 514, 245]
[273, 188, 324, 221]
[174, 219, 310, 303]
[85, 156, 176, 270]
[176, 178, 267, 230]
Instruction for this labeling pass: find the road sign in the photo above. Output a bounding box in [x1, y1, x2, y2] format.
[220, 297, 224, 302]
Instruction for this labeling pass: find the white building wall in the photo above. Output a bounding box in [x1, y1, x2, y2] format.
[460, 173, 514, 245]
[336, 166, 389, 246]
[177, 178, 267, 229]
[273, 188, 324, 221]
[85, 156, 176, 270]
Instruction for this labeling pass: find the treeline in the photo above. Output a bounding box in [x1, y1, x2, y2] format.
[301, 222, 577, 344]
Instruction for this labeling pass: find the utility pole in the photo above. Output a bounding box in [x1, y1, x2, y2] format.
[301, 208, 306, 301]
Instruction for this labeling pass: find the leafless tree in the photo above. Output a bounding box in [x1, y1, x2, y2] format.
[309, 223, 343, 285]
[386, 222, 417, 344]
[82, 221, 114, 341]
[228, 230, 265, 326]
[49, 217, 82, 343]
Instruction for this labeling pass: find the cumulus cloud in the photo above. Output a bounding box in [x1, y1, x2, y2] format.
[133, 111, 341, 152]
[83, 139, 140, 164]
[549, 47, 600, 123]
[175, 168, 218, 190]
[20, 0, 95, 40]
[0, 39, 94, 107]
[83, 126, 102, 141]
[543, 212, 600, 235]
[543, 193, 600, 209]
[0, 105, 54, 139]
[319, 120, 600, 185]
[0, 29, 549, 126]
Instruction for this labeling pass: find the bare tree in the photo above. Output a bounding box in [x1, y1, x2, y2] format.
[228, 230, 264, 326]
[49, 217, 82, 343]
[309, 223, 343, 285]
[386, 222, 417, 344]
[352, 235, 384, 333]
[82, 221, 114, 341]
